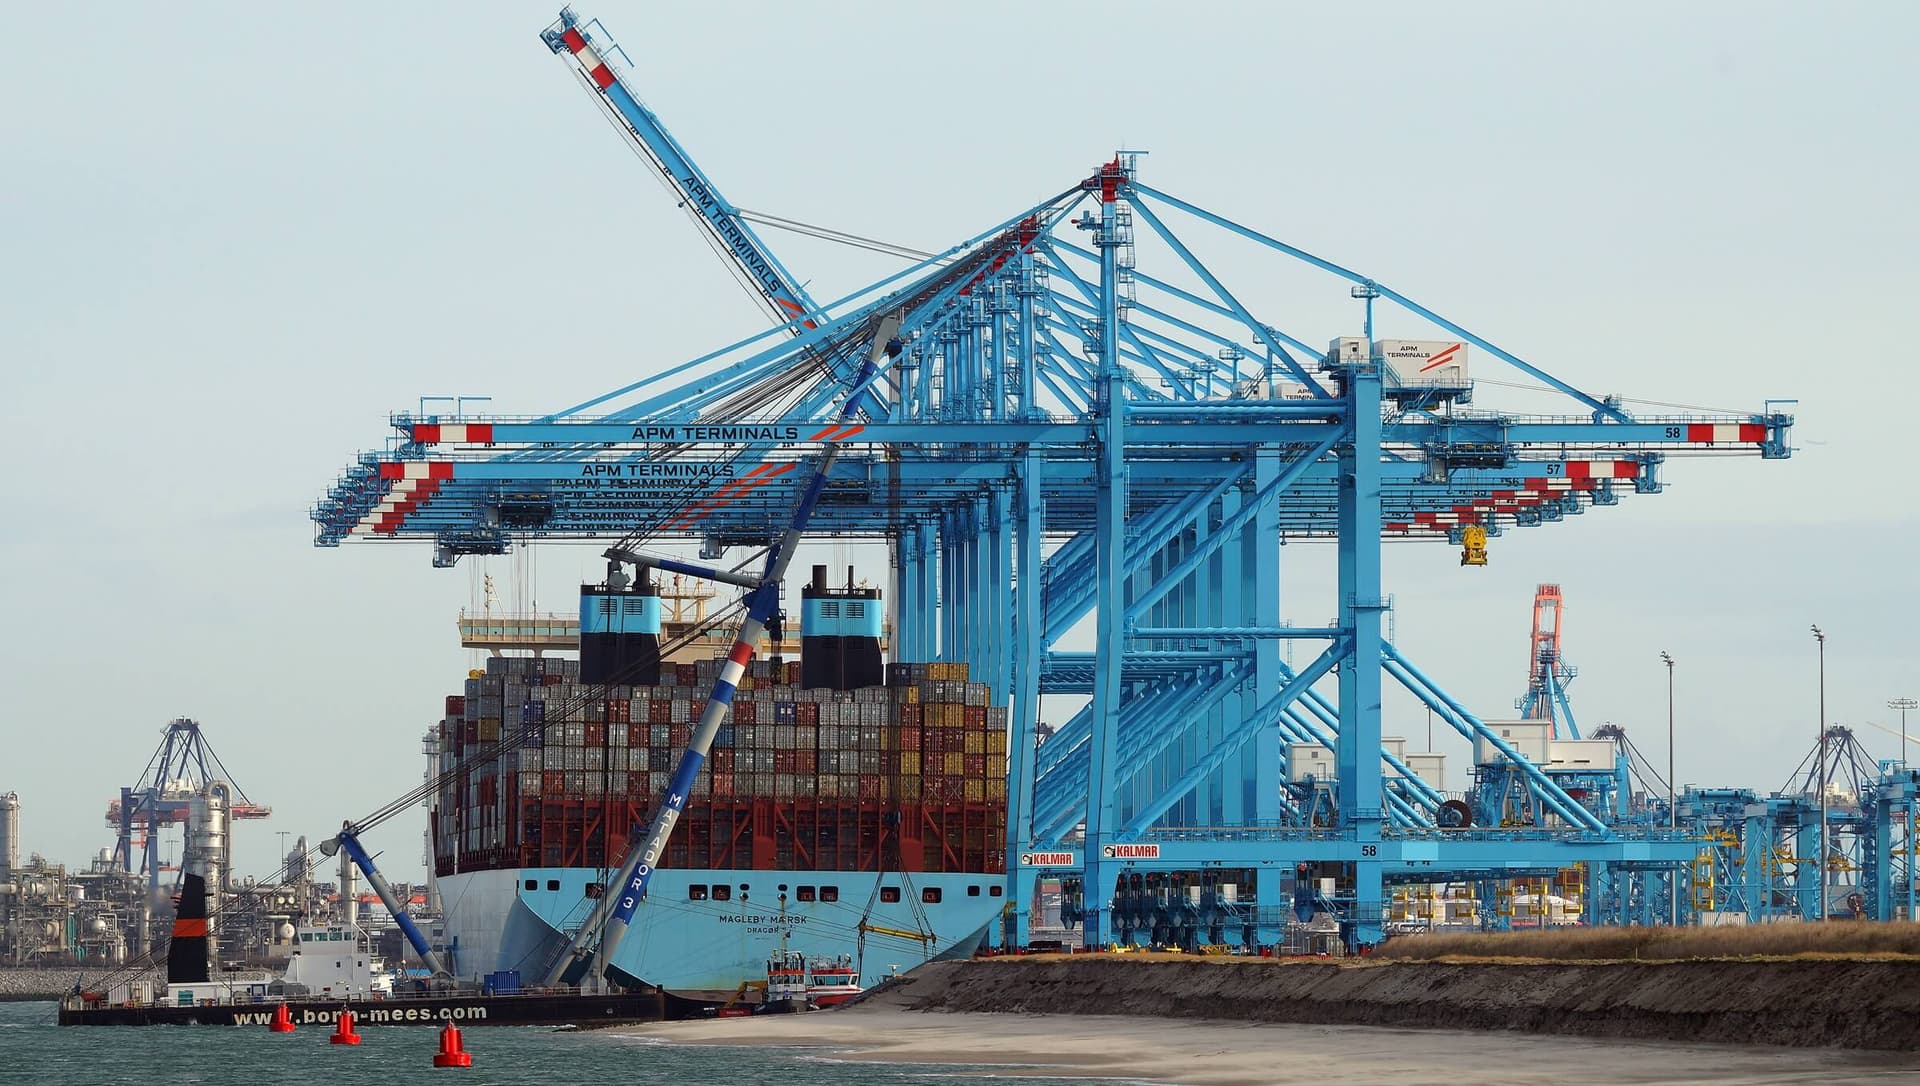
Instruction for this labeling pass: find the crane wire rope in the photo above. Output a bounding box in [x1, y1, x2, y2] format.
[79, 582, 775, 995]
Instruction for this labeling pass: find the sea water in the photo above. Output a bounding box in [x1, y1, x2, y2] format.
[0, 1001, 1124, 1086]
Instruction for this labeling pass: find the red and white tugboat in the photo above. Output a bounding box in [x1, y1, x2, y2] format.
[803, 955, 861, 1008]
[762, 949, 811, 1012]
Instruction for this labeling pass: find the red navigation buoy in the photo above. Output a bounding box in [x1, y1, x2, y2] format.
[329, 1009, 362, 1046]
[432, 1022, 473, 1068]
[268, 1004, 295, 1033]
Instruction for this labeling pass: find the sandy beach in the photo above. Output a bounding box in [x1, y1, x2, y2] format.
[617, 1007, 1920, 1085]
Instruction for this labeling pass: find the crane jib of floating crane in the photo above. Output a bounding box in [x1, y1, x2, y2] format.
[538, 319, 903, 989]
[320, 826, 450, 978]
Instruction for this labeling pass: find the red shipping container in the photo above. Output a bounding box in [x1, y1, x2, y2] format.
[543, 770, 565, 793]
[964, 754, 987, 778]
[445, 695, 466, 716]
[897, 726, 921, 752]
[585, 723, 606, 747]
[734, 701, 758, 724]
[858, 775, 883, 800]
[543, 674, 563, 686]
[898, 704, 922, 727]
[964, 705, 987, 729]
[677, 663, 698, 685]
[712, 749, 735, 772]
[670, 724, 691, 747]
[795, 702, 819, 726]
[711, 772, 734, 797]
[775, 750, 796, 774]
[609, 701, 630, 724]
[649, 700, 672, 725]
[796, 750, 817, 775]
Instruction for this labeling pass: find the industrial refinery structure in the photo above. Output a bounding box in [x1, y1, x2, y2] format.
[0, 721, 435, 970]
[295, 9, 1910, 954]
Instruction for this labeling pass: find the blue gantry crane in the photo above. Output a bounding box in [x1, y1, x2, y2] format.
[311, 9, 1802, 949]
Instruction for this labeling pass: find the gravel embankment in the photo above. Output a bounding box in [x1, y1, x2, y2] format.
[0, 967, 87, 1002]
[871, 955, 1920, 1050]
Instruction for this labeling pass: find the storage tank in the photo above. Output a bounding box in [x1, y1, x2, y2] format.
[0, 792, 18, 882]
[0, 792, 16, 924]
[186, 782, 231, 964]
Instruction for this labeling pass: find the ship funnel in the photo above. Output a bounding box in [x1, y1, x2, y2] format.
[580, 577, 663, 686]
[800, 576, 884, 690]
[165, 870, 212, 985]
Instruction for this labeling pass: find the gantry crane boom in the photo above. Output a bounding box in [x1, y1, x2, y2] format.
[541, 9, 820, 335]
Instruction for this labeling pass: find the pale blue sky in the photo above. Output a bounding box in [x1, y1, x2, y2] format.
[2, 2, 1915, 877]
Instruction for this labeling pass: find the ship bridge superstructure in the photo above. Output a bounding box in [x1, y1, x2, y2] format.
[311, 9, 1794, 948]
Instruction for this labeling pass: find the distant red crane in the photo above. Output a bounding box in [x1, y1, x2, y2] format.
[1516, 585, 1581, 738]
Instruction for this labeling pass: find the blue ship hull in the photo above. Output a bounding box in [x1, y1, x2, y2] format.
[438, 866, 999, 997]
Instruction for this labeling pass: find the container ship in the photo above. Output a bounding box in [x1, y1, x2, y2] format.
[432, 568, 1011, 1001]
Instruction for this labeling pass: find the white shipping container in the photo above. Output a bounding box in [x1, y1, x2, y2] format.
[1403, 753, 1446, 791]
[1236, 376, 1332, 401]
[1286, 742, 1333, 783]
[1327, 336, 1368, 363]
[1547, 740, 1616, 769]
[1376, 339, 1469, 389]
[1473, 721, 1553, 765]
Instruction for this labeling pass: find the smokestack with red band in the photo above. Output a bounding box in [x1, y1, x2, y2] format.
[166, 871, 211, 984]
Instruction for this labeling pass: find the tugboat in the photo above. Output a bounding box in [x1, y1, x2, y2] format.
[753, 949, 863, 1012]
[762, 949, 811, 1012]
[803, 954, 862, 1008]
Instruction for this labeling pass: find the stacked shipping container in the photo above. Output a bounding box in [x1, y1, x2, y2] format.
[432, 656, 1008, 880]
